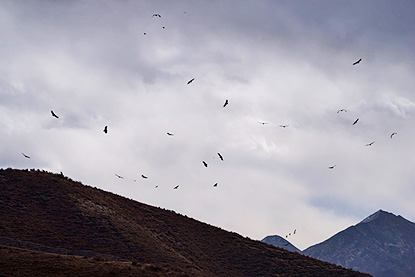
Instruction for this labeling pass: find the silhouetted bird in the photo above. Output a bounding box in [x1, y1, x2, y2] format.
[328, 165, 336, 169]
[141, 175, 148, 179]
[337, 109, 347, 113]
[279, 125, 289, 128]
[223, 99, 229, 107]
[152, 14, 161, 17]
[218, 153, 224, 161]
[144, 32, 147, 35]
[366, 141, 375, 146]
[174, 185, 179, 189]
[167, 132, 174, 136]
[155, 185, 158, 188]
[353, 58, 362, 65]
[294, 229, 296, 235]
[258, 122, 269, 125]
[202, 161, 208, 167]
[390, 132, 397, 138]
[51, 110, 59, 118]
[187, 78, 195, 85]
[352, 118, 359, 125]
[115, 174, 124, 179]
[22, 153, 31, 159]
[213, 183, 218, 187]
[103, 126, 108, 134]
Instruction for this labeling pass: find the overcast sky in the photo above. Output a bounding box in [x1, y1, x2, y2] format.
[1, 0, 415, 250]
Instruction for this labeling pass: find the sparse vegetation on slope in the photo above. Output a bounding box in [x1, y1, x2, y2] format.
[0, 168, 370, 276]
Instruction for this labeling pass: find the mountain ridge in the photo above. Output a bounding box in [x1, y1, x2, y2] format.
[261, 235, 302, 253]
[0, 168, 369, 276]
[303, 209, 415, 276]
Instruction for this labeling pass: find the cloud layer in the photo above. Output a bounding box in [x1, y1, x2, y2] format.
[1, 0, 415, 250]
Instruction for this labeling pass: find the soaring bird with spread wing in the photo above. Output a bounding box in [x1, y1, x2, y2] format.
[353, 58, 362, 65]
[51, 110, 59, 118]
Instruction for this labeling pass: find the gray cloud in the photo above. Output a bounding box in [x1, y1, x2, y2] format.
[1, 0, 414, 250]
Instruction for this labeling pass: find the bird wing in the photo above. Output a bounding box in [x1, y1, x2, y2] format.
[353, 58, 361, 65]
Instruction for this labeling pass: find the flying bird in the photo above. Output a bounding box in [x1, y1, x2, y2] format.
[187, 78, 195, 85]
[155, 185, 158, 188]
[152, 14, 161, 17]
[174, 185, 179, 189]
[218, 153, 224, 161]
[352, 118, 359, 125]
[258, 122, 269, 125]
[353, 58, 362, 65]
[51, 110, 59, 118]
[213, 183, 218, 187]
[328, 165, 336, 169]
[223, 99, 229, 107]
[202, 161, 208, 167]
[167, 132, 174, 136]
[337, 109, 347, 113]
[390, 132, 397, 138]
[279, 124, 289, 128]
[366, 141, 375, 146]
[115, 174, 124, 179]
[144, 32, 147, 35]
[141, 175, 148, 179]
[22, 153, 31, 159]
[293, 229, 296, 235]
[103, 126, 108, 134]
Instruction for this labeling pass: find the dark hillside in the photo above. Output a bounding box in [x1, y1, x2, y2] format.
[0, 168, 370, 276]
[0, 244, 191, 277]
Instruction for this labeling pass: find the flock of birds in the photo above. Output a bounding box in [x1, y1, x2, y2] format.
[17, 13, 403, 246]
[19, 53, 398, 185]
[21, 73, 228, 190]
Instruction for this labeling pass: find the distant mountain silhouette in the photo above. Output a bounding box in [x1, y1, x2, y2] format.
[303, 210, 415, 276]
[0, 168, 369, 276]
[262, 235, 302, 253]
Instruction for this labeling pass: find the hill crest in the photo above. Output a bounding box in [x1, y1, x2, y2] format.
[0, 168, 369, 276]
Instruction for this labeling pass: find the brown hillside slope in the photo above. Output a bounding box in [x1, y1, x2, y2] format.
[0, 168, 370, 276]
[0, 244, 192, 277]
